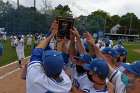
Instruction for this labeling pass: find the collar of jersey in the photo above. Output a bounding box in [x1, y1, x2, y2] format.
[93, 84, 107, 92]
[50, 77, 63, 84]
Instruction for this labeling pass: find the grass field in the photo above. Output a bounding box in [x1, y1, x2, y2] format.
[0, 39, 140, 67]
[123, 42, 140, 63]
[0, 38, 32, 67]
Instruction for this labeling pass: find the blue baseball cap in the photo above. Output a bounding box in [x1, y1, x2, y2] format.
[74, 53, 91, 64]
[104, 38, 110, 45]
[115, 46, 127, 56]
[122, 61, 140, 76]
[118, 40, 122, 45]
[101, 47, 118, 59]
[42, 50, 64, 76]
[83, 58, 109, 75]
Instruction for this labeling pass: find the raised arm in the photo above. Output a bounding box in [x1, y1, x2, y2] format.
[36, 21, 58, 49]
[57, 37, 66, 52]
[70, 27, 86, 54]
[83, 32, 105, 59]
[68, 29, 77, 64]
[84, 32, 115, 76]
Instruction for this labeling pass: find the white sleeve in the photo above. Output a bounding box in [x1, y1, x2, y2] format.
[26, 61, 72, 93]
[109, 70, 126, 93]
[82, 85, 91, 93]
[27, 61, 44, 82]
[14, 39, 18, 45]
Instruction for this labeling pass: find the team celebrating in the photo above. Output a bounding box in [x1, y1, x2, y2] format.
[21, 21, 140, 93]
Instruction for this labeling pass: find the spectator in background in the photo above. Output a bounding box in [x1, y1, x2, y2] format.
[2, 31, 7, 42]
[10, 34, 16, 48]
[34, 33, 39, 48]
[27, 33, 33, 48]
[113, 39, 124, 49]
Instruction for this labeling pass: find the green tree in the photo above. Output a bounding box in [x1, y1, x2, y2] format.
[50, 4, 72, 17]
[119, 13, 139, 34]
[85, 10, 111, 33]
[111, 15, 120, 26]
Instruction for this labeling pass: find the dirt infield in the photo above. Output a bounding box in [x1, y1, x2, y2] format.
[0, 56, 30, 93]
[133, 49, 140, 54]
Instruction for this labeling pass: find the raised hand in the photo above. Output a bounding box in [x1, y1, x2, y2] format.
[83, 32, 95, 45]
[70, 27, 80, 38]
[50, 21, 58, 36]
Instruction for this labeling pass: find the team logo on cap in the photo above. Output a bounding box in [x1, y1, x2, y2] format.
[108, 51, 112, 54]
[94, 67, 97, 71]
[123, 51, 125, 55]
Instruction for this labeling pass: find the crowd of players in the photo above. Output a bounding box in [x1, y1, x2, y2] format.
[19, 21, 140, 93]
[0, 32, 46, 67]
[0, 21, 140, 93]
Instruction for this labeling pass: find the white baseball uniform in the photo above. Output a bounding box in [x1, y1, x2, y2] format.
[26, 61, 72, 93]
[26, 48, 72, 93]
[39, 36, 46, 44]
[2, 32, 7, 41]
[34, 35, 39, 45]
[109, 70, 126, 93]
[82, 78, 109, 93]
[49, 38, 57, 50]
[11, 36, 15, 47]
[83, 85, 108, 93]
[71, 65, 93, 90]
[109, 40, 113, 48]
[27, 35, 33, 46]
[14, 38, 25, 60]
[113, 45, 124, 49]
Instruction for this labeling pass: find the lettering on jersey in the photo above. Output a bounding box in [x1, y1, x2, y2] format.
[73, 78, 80, 88]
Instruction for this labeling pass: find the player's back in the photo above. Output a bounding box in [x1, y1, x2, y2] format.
[26, 63, 72, 93]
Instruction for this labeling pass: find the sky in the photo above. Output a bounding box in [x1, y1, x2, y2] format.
[5, 0, 140, 18]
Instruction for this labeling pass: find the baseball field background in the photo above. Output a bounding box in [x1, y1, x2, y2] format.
[0, 38, 140, 67]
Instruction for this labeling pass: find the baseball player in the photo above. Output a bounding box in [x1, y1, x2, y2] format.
[113, 39, 124, 49]
[14, 36, 25, 68]
[68, 28, 95, 92]
[2, 31, 7, 42]
[82, 58, 110, 93]
[109, 38, 113, 48]
[49, 37, 57, 50]
[26, 21, 72, 93]
[71, 53, 93, 90]
[109, 61, 140, 93]
[10, 34, 16, 48]
[83, 32, 140, 93]
[26, 33, 33, 47]
[114, 46, 128, 68]
[101, 47, 118, 69]
[39, 34, 46, 44]
[34, 33, 39, 48]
